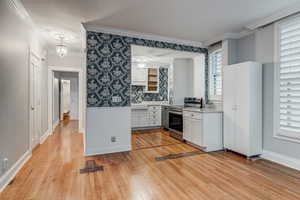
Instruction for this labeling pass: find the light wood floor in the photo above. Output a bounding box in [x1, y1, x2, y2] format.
[1, 121, 300, 200]
[132, 129, 182, 150]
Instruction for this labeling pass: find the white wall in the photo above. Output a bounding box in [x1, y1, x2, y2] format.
[48, 51, 82, 68]
[193, 55, 206, 99]
[173, 58, 194, 104]
[86, 107, 131, 155]
[0, 0, 47, 184]
[53, 75, 60, 125]
[69, 77, 79, 120]
[222, 39, 238, 66]
[40, 56, 49, 135]
[236, 34, 255, 63]
[222, 34, 256, 65]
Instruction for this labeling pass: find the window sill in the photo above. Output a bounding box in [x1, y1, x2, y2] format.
[208, 99, 222, 104]
[274, 134, 300, 144]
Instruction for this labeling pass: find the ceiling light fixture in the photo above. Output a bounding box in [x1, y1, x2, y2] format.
[56, 35, 68, 58]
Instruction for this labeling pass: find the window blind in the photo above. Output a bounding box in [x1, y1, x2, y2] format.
[209, 50, 222, 98]
[279, 19, 300, 133]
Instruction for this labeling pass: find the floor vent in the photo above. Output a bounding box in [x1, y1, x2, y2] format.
[155, 151, 205, 161]
[80, 160, 104, 174]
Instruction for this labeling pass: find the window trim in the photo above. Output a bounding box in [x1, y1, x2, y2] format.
[273, 14, 300, 144]
[208, 49, 222, 102]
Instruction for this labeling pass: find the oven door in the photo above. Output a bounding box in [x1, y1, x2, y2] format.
[168, 111, 183, 133]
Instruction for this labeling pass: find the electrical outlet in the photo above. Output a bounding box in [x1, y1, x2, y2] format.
[112, 96, 122, 103]
[3, 158, 8, 172]
[111, 136, 116, 143]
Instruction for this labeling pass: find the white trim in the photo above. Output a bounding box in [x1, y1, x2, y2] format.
[52, 119, 59, 130]
[246, 2, 300, 30]
[84, 24, 204, 48]
[273, 20, 281, 142]
[85, 145, 131, 157]
[208, 49, 223, 102]
[261, 150, 300, 171]
[48, 66, 86, 154]
[0, 150, 32, 193]
[39, 129, 51, 144]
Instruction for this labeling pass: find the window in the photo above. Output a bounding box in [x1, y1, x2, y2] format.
[274, 15, 300, 142]
[209, 49, 222, 101]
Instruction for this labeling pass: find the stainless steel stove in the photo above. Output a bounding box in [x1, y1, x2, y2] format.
[168, 97, 204, 140]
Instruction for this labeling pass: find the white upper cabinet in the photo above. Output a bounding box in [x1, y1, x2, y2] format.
[145, 68, 159, 93]
[223, 62, 262, 157]
[132, 63, 147, 86]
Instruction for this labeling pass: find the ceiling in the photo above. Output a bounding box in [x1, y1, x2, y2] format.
[21, 0, 299, 52]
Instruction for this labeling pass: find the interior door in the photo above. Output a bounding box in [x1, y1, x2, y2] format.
[30, 54, 41, 149]
[223, 66, 237, 151]
[61, 79, 71, 117]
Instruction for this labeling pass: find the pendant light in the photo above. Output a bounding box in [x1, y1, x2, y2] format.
[56, 35, 68, 58]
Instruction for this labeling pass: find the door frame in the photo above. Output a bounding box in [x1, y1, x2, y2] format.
[29, 51, 41, 151]
[48, 66, 85, 137]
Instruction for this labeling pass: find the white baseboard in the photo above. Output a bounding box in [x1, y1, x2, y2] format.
[85, 145, 131, 157]
[40, 129, 51, 144]
[0, 150, 32, 193]
[79, 128, 85, 134]
[52, 120, 59, 130]
[261, 150, 300, 171]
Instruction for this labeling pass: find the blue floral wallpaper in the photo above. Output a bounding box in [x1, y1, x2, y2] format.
[131, 68, 168, 103]
[86, 31, 208, 107]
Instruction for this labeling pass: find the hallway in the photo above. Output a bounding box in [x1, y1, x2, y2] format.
[1, 122, 300, 200]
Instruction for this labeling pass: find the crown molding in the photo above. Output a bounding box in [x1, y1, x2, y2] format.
[246, 2, 300, 30]
[204, 30, 254, 47]
[83, 24, 204, 48]
[8, 0, 34, 27]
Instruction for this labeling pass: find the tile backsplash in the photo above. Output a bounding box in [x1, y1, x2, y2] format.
[131, 68, 168, 103]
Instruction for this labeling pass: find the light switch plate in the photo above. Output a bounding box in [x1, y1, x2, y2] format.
[111, 136, 116, 142]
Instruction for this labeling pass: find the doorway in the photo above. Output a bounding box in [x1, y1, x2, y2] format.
[48, 66, 84, 140]
[52, 71, 79, 127]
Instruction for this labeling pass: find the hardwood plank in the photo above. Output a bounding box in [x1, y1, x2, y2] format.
[132, 129, 182, 150]
[1, 121, 300, 200]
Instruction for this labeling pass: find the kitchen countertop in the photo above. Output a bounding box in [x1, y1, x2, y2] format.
[131, 102, 170, 110]
[183, 107, 223, 113]
[131, 103, 223, 113]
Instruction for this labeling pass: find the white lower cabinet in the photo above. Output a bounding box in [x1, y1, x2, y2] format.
[131, 109, 148, 128]
[183, 111, 223, 152]
[132, 106, 161, 128]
